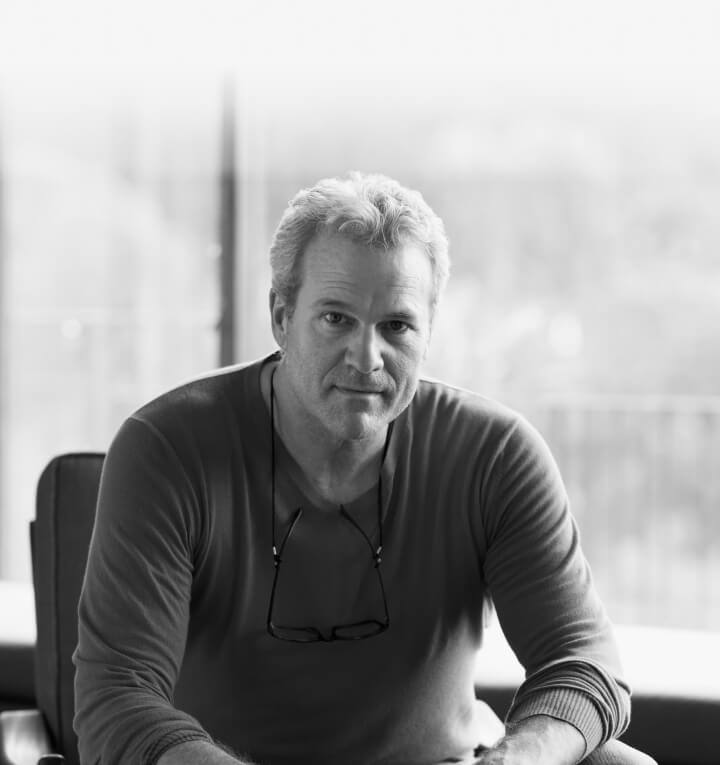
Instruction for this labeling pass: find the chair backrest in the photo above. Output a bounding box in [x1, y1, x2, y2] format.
[31, 453, 105, 765]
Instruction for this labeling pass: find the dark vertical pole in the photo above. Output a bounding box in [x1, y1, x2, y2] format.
[218, 76, 237, 366]
[0, 104, 6, 578]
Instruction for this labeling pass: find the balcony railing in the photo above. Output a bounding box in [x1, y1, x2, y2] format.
[524, 394, 720, 632]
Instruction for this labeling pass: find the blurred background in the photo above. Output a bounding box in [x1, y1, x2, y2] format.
[0, 0, 718, 643]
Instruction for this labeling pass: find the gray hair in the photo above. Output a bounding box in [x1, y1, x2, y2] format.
[269, 171, 450, 316]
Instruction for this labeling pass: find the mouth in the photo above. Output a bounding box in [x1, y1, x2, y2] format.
[335, 386, 384, 396]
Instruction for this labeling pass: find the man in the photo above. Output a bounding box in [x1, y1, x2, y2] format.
[74, 173, 654, 764]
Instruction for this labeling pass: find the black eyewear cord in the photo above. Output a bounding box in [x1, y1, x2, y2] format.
[266, 365, 391, 643]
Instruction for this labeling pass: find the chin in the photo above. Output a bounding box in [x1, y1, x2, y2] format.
[333, 414, 387, 443]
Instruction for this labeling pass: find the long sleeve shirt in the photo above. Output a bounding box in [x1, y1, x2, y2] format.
[74, 353, 630, 764]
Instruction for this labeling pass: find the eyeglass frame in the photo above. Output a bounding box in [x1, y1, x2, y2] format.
[266, 365, 392, 643]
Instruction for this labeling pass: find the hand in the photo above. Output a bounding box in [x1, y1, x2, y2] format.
[157, 739, 248, 764]
[471, 715, 586, 765]
[471, 738, 535, 765]
[471, 736, 539, 765]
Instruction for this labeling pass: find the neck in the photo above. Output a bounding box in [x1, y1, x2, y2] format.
[265, 360, 389, 506]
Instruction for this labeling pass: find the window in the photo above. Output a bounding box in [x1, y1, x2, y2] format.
[1, 2, 718, 649]
[0, 76, 222, 581]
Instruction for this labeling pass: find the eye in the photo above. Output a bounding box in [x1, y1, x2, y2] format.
[322, 312, 347, 325]
[385, 320, 410, 334]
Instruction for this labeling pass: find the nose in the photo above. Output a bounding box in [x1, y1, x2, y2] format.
[345, 326, 384, 374]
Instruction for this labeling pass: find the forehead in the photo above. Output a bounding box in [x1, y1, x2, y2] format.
[298, 229, 434, 311]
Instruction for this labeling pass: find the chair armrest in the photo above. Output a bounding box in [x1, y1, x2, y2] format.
[0, 709, 62, 765]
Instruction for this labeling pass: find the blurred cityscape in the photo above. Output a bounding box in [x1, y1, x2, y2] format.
[0, 77, 718, 632]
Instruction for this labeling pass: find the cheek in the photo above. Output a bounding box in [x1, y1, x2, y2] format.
[293, 344, 341, 387]
[400, 336, 429, 366]
[389, 349, 424, 389]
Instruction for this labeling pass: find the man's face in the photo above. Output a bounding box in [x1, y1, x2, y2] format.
[271, 228, 435, 445]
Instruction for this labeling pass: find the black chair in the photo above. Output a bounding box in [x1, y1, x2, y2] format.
[0, 453, 105, 765]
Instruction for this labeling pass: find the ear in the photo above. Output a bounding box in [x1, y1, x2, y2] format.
[269, 289, 290, 351]
[423, 312, 435, 361]
[422, 335, 432, 362]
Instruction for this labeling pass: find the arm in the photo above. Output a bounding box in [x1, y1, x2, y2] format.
[158, 740, 254, 765]
[474, 715, 585, 765]
[477, 416, 631, 759]
[74, 417, 214, 764]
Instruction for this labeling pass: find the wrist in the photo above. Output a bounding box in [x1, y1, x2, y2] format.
[157, 739, 247, 764]
[479, 714, 586, 765]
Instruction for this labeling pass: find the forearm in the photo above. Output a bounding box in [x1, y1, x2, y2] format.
[157, 739, 256, 765]
[475, 714, 586, 765]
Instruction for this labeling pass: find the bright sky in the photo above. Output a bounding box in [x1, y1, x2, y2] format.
[1, 0, 720, 110]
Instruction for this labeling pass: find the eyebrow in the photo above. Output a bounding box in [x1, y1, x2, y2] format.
[313, 299, 420, 323]
[312, 299, 354, 311]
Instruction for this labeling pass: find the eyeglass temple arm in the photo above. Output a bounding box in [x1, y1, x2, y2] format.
[272, 507, 303, 566]
[339, 505, 383, 566]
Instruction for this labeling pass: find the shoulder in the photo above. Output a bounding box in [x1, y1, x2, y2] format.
[410, 375, 520, 439]
[107, 355, 271, 469]
[408, 375, 556, 471]
[138, 356, 263, 416]
[131, 355, 267, 434]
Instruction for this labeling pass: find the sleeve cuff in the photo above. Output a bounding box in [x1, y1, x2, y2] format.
[507, 687, 604, 756]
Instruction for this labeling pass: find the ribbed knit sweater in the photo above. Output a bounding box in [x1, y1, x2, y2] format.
[74, 354, 630, 764]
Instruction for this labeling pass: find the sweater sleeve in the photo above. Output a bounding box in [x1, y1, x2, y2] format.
[73, 416, 213, 764]
[479, 415, 631, 755]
